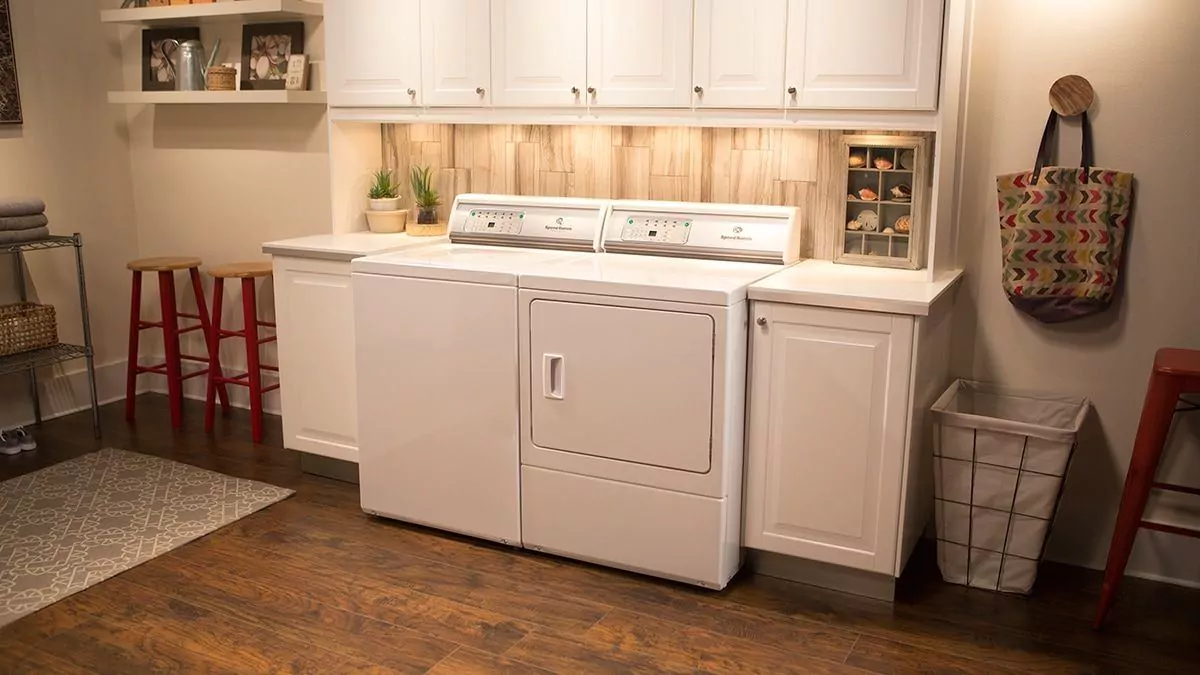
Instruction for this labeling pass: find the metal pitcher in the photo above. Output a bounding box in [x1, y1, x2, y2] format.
[161, 38, 220, 91]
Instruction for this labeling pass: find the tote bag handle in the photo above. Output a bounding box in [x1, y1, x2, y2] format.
[1031, 110, 1094, 183]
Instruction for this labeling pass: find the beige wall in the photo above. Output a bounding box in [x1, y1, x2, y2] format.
[955, 0, 1200, 584]
[0, 0, 139, 427]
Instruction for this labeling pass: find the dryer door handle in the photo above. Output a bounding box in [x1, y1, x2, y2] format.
[543, 354, 565, 400]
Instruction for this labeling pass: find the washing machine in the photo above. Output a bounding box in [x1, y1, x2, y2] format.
[517, 201, 800, 588]
[352, 195, 608, 545]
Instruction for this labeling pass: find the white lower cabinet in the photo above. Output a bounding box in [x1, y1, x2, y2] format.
[744, 303, 915, 575]
[272, 257, 361, 462]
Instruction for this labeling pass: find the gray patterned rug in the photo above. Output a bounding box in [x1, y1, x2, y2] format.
[0, 448, 293, 626]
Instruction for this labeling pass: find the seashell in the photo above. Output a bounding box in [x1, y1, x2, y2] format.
[846, 219, 862, 231]
[847, 193, 856, 201]
[874, 156, 894, 170]
[858, 211, 879, 232]
[858, 187, 878, 201]
[848, 154, 866, 168]
[899, 150, 915, 170]
[882, 227, 895, 234]
[889, 184, 912, 202]
[895, 214, 911, 234]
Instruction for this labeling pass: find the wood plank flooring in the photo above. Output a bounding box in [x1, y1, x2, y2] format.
[1, 394, 1196, 674]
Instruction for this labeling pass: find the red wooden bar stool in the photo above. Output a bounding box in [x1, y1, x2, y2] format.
[205, 261, 278, 443]
[126, 257, 229, 428]
[1096, 347, 1200, 628]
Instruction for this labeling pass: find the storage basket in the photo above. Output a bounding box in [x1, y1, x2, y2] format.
[931, 380, 1090, 594]
[0, 303, 58, 357]
[206, 66, 237, 91]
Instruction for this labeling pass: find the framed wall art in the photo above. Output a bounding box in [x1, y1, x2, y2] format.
[240, 22, 305, 91]
[142, 27, 200, 91]
[0, 0, 22, 124]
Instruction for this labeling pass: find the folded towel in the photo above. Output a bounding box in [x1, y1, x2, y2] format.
[0, 214, 49, 231]
[0, 226, 50, 245]
[0, 198, 46, 218]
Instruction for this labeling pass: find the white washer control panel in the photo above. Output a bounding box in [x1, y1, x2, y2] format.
[619, 216, 692, 244]
[464, 209, 524, 234]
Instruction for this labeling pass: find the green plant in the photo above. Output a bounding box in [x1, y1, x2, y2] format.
[368, 169, 400, 200]
[410, 165, 441, 211]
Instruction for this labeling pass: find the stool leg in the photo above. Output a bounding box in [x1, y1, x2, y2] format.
[1095, 370, 1182, 628]
[206, 277, 225, 433]
[190, 268, 230, 413]
[159, 270, 184, 429]
[125, 271, 143, 422]
[242, 278, 264, 443]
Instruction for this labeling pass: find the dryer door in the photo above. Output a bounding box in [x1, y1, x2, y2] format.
[529, 300, 715, 472]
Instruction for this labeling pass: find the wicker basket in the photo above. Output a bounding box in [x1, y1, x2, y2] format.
[206, 66, 237, 91]
[0, 303, 58, 357]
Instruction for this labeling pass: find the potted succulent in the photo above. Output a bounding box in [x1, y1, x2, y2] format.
[408, 165, 446, 236]
[364, 168, 407, 233]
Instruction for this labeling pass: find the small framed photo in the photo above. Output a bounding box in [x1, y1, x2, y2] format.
[141, 27, 201, 91]
[240, 22, 305, 91]
[284, 54, 309, 91]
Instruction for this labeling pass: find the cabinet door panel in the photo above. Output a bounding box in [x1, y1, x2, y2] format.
[421, 0, 492, 106]
[587, 0, 694, 107]
[327, 0, 421, 107]
[693, 0, 787, 108]
[784, 0, 943, 110]
[491, 0, 587, 107]
[745, 304, 912, 574]
[274, 259, 359, 462]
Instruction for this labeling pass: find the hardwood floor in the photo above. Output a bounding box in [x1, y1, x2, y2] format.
[1, 394, 1197, 674]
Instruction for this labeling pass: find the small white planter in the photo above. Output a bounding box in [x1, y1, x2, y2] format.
[365, 209, 408, 233]
[368, 197, 402, 212]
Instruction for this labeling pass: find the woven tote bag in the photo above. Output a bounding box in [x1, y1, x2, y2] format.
[996, 111, 1133, 323]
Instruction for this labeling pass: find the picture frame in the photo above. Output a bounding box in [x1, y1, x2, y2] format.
[833, 134, 929, 270]
[240, 22, 305, 91]
[0, 0, 23, 124]
[284, 54, 309, 91]
[141, 27, 200, 92]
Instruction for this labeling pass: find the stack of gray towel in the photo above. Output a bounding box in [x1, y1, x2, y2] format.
[0, 198, 50, 245]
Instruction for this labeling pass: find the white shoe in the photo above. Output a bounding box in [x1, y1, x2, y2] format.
[0, 431, 19, 456]
[13, 427, 35, 451]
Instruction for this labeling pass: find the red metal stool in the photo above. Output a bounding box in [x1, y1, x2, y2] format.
[126, 257, 229, 427]
[1096, 348, 1200, 628]
[205, 261, 278, 443]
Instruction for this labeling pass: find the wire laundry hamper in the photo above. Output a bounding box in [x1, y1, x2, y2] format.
[931, 380, 1090, 594]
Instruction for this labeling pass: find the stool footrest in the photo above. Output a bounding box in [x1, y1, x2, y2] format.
[138, 321, 165, 329]
[263, 383, 280, 393]
[1140, 520, 1200, 539]
[1152, 481, 1200, 497]
[258, 336, 278, 346]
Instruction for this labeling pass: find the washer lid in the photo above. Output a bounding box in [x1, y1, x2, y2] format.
[352, 244, 591, 285]
[520, 253, 786, 305]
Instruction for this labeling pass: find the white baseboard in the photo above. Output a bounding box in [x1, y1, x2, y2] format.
[143, 360, 282, 416]
[0, 358, 133, 429]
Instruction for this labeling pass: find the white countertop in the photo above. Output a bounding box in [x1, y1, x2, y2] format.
[262, 232, 447, 261]
[748, 260, 964, 316]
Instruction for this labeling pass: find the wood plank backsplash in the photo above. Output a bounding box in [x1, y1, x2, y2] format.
[381, 124, 931, 259]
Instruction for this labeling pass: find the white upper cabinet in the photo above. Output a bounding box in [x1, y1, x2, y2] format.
[784, 0, 944, 110]
[587, 0, 694, 108]
[421, 0, 493, 106]
[491, 0, 587, 107]
[326, 0, 422, 107]
[693, 0, 788, 108]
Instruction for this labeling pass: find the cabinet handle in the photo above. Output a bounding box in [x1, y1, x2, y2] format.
[406, 88, 416, 96]
[586, 86, 596, 95]
[571, 86, 580, 94]
[756, 317, 768, 327]
[787, 86, 797, 95]
[476, 87, 486, 96]
[693, 85, 703, 95]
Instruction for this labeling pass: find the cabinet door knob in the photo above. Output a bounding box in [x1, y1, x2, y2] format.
[756, 317, 768, 327]
[587, 86, 596, 95]
[571, 86, 580, 94]
[693, 85, 703, 95]
[476, 87, 486, 96]
[787, 86, 797, 95]
[407, 88, 416, 96]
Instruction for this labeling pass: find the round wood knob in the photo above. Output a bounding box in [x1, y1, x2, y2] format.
[1048, 74, 1094, 116]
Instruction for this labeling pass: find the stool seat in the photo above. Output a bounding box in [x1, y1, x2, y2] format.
[1154, 348, 1200, 377]
[210, 261, 272, 279]
[127, 256, 203, 272]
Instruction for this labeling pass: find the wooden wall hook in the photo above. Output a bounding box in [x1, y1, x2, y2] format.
[1049, 75, 1094, 116]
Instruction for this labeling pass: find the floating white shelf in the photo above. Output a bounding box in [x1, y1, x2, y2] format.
[101, 0, 323, 26]
[107, 90, 327, 105]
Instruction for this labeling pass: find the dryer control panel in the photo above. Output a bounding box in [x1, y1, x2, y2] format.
[449, 195, 608, 251]
[619, 215, 692, 245]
